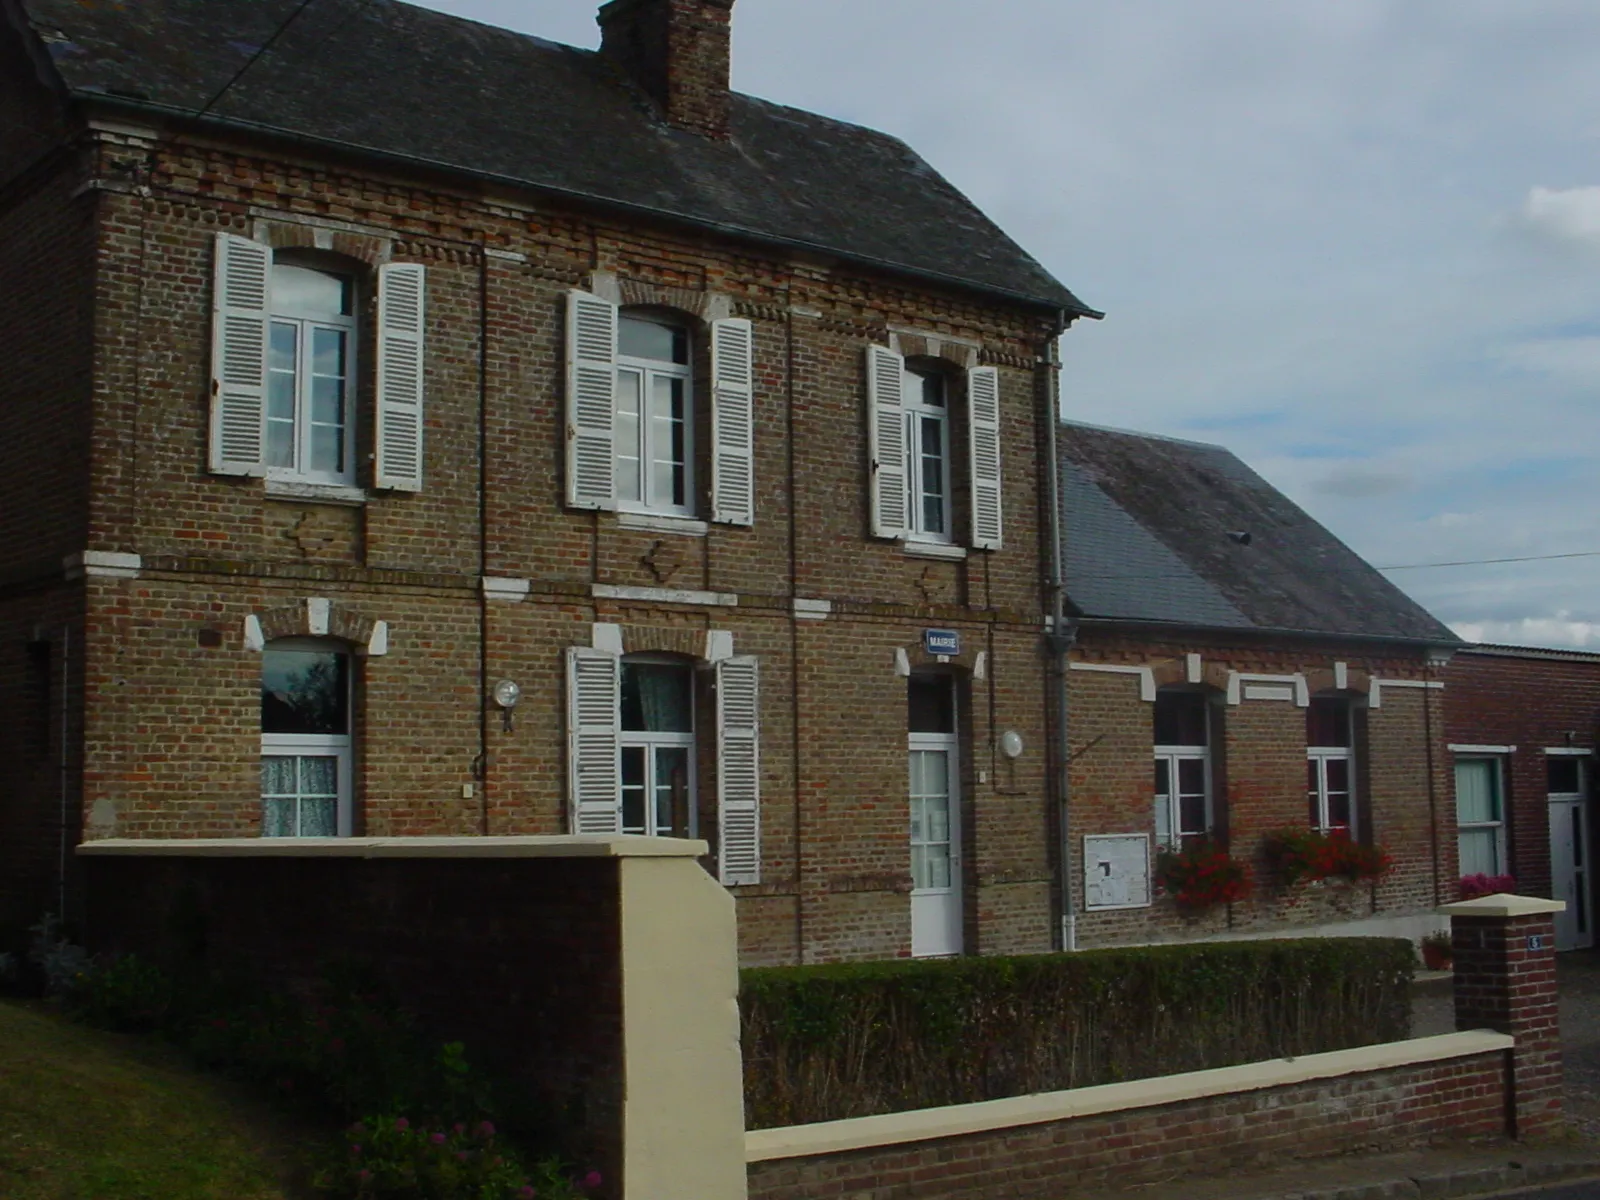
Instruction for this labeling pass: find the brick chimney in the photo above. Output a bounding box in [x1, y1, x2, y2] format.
[598, 0, 736, 140]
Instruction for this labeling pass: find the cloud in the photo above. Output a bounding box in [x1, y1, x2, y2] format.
[1523, 185, 1600, 250]
[1498, 335, 1600, 381]
[1308, 465, 1413, 498]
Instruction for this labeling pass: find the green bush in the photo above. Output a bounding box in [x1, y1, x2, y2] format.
[740, 937, 1414, 1128]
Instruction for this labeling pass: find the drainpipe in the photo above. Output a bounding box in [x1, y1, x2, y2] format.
[1043, 319, 1079, 951]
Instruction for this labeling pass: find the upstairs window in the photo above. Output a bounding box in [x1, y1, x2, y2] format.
[616, 314, 694, 517]
[209, 234, 426, 491]
[1307, 697, 1355, 835]
[1154, 690, 1213, 849]
[903, 365, 951, 542]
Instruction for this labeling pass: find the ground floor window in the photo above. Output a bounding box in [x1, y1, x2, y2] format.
[261, 639, 352, 837]
[1455, 756, 1506, 876]
[1307, 697, 1356, 835]
[620, 657, 695, 838]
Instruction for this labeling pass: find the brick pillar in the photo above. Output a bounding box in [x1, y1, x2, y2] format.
[1440, 894, 1565, 1139]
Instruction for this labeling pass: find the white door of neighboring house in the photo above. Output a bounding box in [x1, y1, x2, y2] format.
[1547, 755, 1591, 952]
[909, 734, 962, 957]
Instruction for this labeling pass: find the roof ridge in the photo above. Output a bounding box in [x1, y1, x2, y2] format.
[1059, 418, 1229, 455]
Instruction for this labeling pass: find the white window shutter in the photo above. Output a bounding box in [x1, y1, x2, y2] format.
[710, 317, 755, 526]
[716, 655, 761, 886]
[566, 290, 618, 510]
[208, 233, 271, 476]
[375, 262, 427, 491]
[967, 365, 1004, 550]
[866, 344, 907, 539]
[566, 646, 622, 834]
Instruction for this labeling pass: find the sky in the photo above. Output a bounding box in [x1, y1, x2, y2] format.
[416, 0, 1600, 650]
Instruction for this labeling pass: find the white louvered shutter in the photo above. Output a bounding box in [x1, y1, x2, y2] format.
[566, 290, 618, 510]
[710, 317, 755, 526]
[375, 262, 427, 491]
[208, 233, 271, 475]
[967, 366, 1004, 550]
[716, 655, 761, 886]
[566, 646, 622, 834]
[866, 345, 907, 539]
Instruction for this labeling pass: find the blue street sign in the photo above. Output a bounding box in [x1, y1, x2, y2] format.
[924, 629, 961, 657]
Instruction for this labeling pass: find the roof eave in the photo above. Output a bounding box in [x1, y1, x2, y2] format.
[75, 90, 1099, 319]
[1070, 614, 1464, 652]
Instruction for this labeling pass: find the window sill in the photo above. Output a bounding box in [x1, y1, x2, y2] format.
[264, 479, 369, 506]
[615, 511, 709, 537]
[903, 540, 967, 561]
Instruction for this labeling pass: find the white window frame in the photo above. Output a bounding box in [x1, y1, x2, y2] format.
[903, 364, 952, 544]
[260, 637, 354, 838]
[1307, 700, 1357, 836]
[1455, 755, 1507, 876]
[1154, 744, 1212, 850]
[266, 263, 358, 487]
[619, 655, 697, 838]
[616, 313, 695, 519]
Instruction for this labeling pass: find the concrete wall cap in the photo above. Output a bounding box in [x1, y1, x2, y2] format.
[745, 1031, 1515, 1163]
[77, 835, 710, 860]
[1439, 894, 1566, 918]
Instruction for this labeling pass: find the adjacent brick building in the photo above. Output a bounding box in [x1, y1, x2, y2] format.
[0, 0, 1100, 963]
[1444, 643, 1600, 951]
[1058, 423, 1462, 946]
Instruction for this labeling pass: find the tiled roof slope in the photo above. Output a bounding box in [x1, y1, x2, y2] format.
[1061, 421, 1459, 644]
[14, 0, 1094, 314]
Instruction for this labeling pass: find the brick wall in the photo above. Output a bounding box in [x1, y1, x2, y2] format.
[1067, 629, 1449, 945]
[747, 1053, 1507, 1200]
[1443, 647, 1600, 899]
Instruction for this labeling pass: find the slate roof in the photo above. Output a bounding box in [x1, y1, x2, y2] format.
[12, 0, 1094, 315]
[1060, 422, 1459, 644]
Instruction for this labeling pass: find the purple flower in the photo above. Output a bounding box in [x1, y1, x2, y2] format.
[518, 1187, 536, 1199]
[358, 1169, 372, 1183]
[430, 1132, 446, 1145]
[395, 1117, 410, 1131]
[477, 1120, 496, 1138]
[582, 1170, 603, 1189]
[456, 1151, 469, 1162]
[350, 1144, 362, 1157]
[452, 1122, 466, 1135]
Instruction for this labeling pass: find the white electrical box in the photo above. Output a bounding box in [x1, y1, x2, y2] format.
[1083, 833, 1152, 911]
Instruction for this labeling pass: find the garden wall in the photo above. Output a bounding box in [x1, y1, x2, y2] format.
[76, 836, 747, 1200]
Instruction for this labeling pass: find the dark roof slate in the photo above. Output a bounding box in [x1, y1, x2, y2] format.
[1060, 422, 1459, 644]
[15, 0, 1093, 314]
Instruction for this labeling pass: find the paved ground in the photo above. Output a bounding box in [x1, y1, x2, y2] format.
[1085, 954, 1600, 1200]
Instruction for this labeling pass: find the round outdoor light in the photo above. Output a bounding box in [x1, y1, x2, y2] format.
[492, 679, 522, 709]
[1000, 730, 1024, 759]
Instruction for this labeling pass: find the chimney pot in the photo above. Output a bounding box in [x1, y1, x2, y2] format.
[598, 0, 736, 141]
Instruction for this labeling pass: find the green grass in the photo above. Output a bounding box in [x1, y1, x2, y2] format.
[0, 998, 310, 1199]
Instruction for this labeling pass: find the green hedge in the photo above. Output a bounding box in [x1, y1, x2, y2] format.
[740, 937, 1414, 1129]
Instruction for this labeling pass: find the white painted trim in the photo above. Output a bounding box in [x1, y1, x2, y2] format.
[616, 511, 709, 538]
[1227, 672, 1309, 707]
[1334, 662, 1349, 690]
[1186, 653, 1202, 684]
[367, 621, 389, 657]
[793, 598, 832, 621]
[592, 623, 625, 655]
[903, 540, 968, 561]
[481, 576, 532, 602]
[592, 584, 737, 608]
[973, 652, 987, 682]
[78, 834, 710, 859]
[1369, 678, 1444, 710]
[243, 614, 266, 652]
[894, 648, 912, 677]
[305, 598, 331, 636]
[1545, 747, 1593, 757]
[483, 247, 528, 263]
[1069, 662, 1157, 703]
[1449, 744, 1517, 755]
[63, 551, 142, 580]
[744, 1031, 1514, 1163]
[704, 630, 735, 664]
[1439, 894, 1564, 918]
[264, 479, 368, 506]
[1244, 684, 1294, 702]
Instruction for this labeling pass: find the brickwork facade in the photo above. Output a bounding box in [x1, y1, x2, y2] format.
[1067, 629, 1453, 946]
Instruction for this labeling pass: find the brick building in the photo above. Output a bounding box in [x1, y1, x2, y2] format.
[0, 0, 1101, 963]
[1058, 423, 1462, 946]
[1443, 643, 1600, 951]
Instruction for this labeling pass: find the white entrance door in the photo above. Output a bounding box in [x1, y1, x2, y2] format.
[909, 735, 962, 957]
[1550, 797, 1591, 951]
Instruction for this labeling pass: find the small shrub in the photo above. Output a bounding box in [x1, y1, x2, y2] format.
[63, 952, 176, 1032]
[1459, 873, 1517, 900]
[1265, 828, 1392, 886]
[28, 914, 91, 995]
[1154, 841, 1252, 912]
[315, 1115, 592, 1200]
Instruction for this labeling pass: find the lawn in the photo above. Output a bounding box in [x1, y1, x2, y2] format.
[0, 997, 310, 1199]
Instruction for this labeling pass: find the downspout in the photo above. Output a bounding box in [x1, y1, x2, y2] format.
[58, 624, 70, 922]
[1422, 649, 1445, 906]
[1043, 318, 1078, 951]
[476, 240, 491, 834]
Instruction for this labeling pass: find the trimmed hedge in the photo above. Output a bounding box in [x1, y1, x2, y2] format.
[740, 937, 1414, 1129]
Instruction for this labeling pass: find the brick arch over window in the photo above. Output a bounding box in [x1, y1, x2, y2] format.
[619, 624, 707, 659]
[1304, 666, 1372, 697]
[258, 220, 390, 267]
[246, 598, 389, 656]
